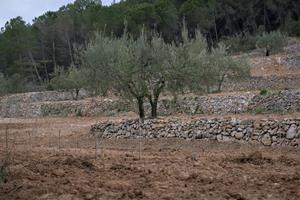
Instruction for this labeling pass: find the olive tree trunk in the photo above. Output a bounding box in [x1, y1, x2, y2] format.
[136, 97, 145, 120]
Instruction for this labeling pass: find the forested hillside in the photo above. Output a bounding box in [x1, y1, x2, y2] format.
[0, 0, 299, 94]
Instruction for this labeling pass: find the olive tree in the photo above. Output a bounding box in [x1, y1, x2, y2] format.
[172, 26, 250, 94]
[85, 32, 146, 119]
[256, 31, 287, 56]
[84, 31, 173, 119]
[84, 25, 250, 119]
[50, 66, 88, 100]
[208, 44, 250, 92]
[170, 27, 213, 94]
[143, 34, 174, 118]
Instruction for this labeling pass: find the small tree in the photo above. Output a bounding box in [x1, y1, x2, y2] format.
[169, 26, 208, 94]
[143, 34, 173, 118]
[256, 31, 287, 56]
[172, 26, 250, 94]
[50, 66, 87, 100]
[209, 43, 250, 92]
[85, 30, 173, 119]
[85, 32, 147, 119]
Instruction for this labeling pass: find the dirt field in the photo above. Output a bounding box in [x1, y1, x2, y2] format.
[0, 116, 300, 200]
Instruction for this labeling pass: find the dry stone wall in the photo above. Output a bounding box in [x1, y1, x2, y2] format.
[0, 90, 91, 118]
[1, 91, 74, 103]
[222, 76, 300, 92]
[90, 117, 300, 147]
[0, 89, 299, 118]
[159, 93, 255, 115]
[41, 98, 132, 117]
[248, 90, 300, 113]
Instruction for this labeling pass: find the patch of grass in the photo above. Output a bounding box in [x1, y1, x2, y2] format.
[0, 154, 11, 184]
[76, 109, 83, 117]
[192, 105, 204, 115]
[248, 107, 268, 114]
[260, 89, 268, 95]
[255, 107, 268, 114]
[247, 106, 288, 115]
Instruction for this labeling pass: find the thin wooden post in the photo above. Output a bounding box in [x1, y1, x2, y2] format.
[58, 129, 61, 153]
[138, 137, 141, 160]
[138, 119, 144, 160]
[76, 136, 79, 154]
[95, 135, 98, 159]
[12, 131, 16, 152]
[5, 126, 9, 156]
[28, 132, 32, 152]
[191, 116, 197, 161]
[101, 137, 104, 159]
[47, 132, 51, 155]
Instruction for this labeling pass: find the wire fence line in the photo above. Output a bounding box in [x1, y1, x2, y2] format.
[1, 122, 277, 163]
[0, 125, 163, 161]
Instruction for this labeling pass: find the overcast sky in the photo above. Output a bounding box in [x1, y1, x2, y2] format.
[0, 0, 113, 29]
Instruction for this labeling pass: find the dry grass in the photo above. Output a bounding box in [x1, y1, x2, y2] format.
[0, 116, 299, 200]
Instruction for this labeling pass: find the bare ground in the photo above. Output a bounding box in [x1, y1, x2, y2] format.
[0, 116, 300, 200]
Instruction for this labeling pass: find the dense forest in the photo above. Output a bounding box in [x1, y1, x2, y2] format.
[0, 0, 299, 94]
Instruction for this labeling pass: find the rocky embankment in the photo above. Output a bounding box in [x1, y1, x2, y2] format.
[0, 89, 299, 118]
[90, 117, 300, 147]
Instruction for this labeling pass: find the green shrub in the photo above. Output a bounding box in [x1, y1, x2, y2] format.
[0, 154, 11, 184]
[256, 31, 287, 55]
[222, 33, 256, 54]
[281, 16, 300, 37]
[0, 73, 30, 96]
[0, 163, 8, 184]
[260, 89, 268, 95]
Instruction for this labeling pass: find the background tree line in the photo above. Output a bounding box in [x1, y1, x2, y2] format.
[0, 0, 299, 95]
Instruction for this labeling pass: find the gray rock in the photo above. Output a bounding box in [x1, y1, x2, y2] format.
[272, 136, 278, 142]
[222, 136, 233, 142]
[231, 131, 237, 137]
[261, 134, 272, 146]
[235, 132, 244, 139]
[286, 124, 297, 139]
[217, 134, 223, 142]
[220, 131, 228, 136]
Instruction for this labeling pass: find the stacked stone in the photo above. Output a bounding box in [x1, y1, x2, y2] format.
[0, 89, 299, 118]
[90, 118, 300, 147]
[248, 90, 300, 112]
[222, 76, 300, 92]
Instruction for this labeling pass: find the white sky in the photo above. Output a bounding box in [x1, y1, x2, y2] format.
[0, 0, 113, 28]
